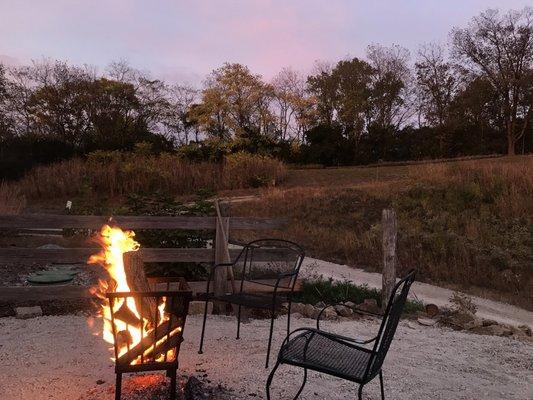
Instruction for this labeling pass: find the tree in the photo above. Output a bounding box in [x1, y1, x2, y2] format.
[451, 8, 533, 155]
[271, 67, 305, 141]
[193, 63, 274, 140]
[415, 43, 459, 154]
[366, 44, 413, 129]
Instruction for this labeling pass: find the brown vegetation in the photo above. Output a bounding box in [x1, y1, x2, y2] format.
[11, 152, 286, 200]
[229, 156, 533, 309]
[0, 182, 26, 214]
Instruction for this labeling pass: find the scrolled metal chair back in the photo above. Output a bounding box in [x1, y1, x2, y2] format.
[237, 239, 304, 290]
[366, 269, 416, 379]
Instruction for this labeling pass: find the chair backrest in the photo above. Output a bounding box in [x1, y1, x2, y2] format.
[365, 269, 416, 379]
[235, 239, 304, 290]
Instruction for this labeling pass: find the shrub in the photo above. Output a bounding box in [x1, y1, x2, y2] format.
[0, 182, 26, 214]
[15, 151, 286, 199]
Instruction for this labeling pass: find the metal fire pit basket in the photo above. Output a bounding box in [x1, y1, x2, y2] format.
[106, 277, 191, 400]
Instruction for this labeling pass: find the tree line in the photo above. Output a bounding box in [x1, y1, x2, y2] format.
[0, 7, 531, 178]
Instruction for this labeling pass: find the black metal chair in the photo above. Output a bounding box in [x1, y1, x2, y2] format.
[198, 239, 305, 368]
[266, 269, 416, 399]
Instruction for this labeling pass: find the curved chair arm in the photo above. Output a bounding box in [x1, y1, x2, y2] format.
[316, 303, 379, 345]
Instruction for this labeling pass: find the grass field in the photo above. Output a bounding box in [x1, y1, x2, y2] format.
[229, 156, 533, 310]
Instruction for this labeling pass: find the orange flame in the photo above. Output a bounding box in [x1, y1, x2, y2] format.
[88, 224, 176, 364]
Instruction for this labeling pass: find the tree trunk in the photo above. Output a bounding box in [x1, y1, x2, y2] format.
[507, 126, 516, 156]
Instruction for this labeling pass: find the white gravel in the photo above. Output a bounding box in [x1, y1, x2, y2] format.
[0, 314, 531, 400]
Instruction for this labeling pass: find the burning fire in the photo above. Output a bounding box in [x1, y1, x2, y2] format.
[88, 225, 177, 363]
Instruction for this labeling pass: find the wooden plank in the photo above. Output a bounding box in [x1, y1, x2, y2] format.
[0, 214, 286, 230]
[0, 279, 301, 303]
[0, 247, 293, 264]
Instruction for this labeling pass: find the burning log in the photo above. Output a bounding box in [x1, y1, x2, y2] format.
[116, 318, 183, 366]
[123, 251, 159, 325]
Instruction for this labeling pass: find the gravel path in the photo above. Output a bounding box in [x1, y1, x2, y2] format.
[0, 314, 531, 399]
[301, 258, 533, 328]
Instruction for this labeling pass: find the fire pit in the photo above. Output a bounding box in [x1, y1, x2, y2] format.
[107, 282, 191, 400]
[89, 225, 192, 400]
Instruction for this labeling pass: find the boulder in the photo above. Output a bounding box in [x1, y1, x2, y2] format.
[357, 298, 380, 314]
[344, 301, 357, 309]
[290, 303, 307, 316]
[320, 307, 338, 320]
[334, 305, 354, 318]
[315, 301, 326, 309]
[302, 304, 320, 319]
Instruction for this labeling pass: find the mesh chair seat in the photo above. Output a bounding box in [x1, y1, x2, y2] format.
[213, 292, 286, 309]
[279, 329, 373, 382]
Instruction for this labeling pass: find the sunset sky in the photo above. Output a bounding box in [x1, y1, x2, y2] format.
[1, 0, 530, 84]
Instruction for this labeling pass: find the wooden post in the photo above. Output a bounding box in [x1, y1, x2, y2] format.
[213, 216, 230, 314]
[382, 209, 397, 312]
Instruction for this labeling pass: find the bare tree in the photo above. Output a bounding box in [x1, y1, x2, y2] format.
[451, 7, 533, 155]
[271, 67, 305, 141]
[366, 44, 414, 129]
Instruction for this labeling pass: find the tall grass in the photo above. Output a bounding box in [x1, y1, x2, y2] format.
[0, 182, 26, 214]
[16, 152, 286, 199]
[230, 157, 533, 309]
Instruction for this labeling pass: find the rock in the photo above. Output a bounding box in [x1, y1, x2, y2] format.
[188, 301, 212, 315]
[320, 307, 338, 320]
[482, 318, 498, 327]
[185, 376, 209, 400]
[302, 304, 320, 319]
[334, 305, 353, 318]
[37, 244, 65, 249]
[417, 317, 437, 326]
[425, 303, 440, 318]
[517, 324, 532, 337]
[315, 301, 326, 309]
[357, 298, 380, 314]
[15, 306, 42, 319]
[344, 301, 357, 309]
[470, 324, 513, 337]
[290, 303, 306, 316]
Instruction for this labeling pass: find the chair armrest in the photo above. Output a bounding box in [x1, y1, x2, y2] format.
[316, 303, 378, 345]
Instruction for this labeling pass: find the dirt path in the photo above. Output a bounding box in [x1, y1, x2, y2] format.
[0, 314, 531, 400]
[302, 258, 533, 328]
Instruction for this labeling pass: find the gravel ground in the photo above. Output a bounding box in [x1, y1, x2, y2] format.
[0, 314, 531, 400]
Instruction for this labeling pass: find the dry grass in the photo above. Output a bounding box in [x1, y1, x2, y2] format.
[0, 182, 26, 214]
[14, 152, 286, 199]
[230, 156, 533, 309]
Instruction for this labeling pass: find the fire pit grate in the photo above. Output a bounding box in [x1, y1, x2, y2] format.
[106, 277, 191, 400]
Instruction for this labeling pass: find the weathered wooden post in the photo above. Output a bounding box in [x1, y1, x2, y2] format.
[382, 208, 397, 312]
[213, 215, 230, 314]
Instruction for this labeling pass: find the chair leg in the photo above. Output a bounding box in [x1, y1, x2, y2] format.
[266, 360, 281, 400]
[358, 384, 364, 400]
[115, 373, 122, 400]
[236, 304, 242, 339]
[169, 367, 177, 400]
[198, 298, 209, 354]
[379, 371, 385, 400]
[293, 368, 307, 399]
[265, 310, 275, 369]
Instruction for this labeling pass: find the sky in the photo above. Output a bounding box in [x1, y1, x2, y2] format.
[0, 0, 531, 85]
